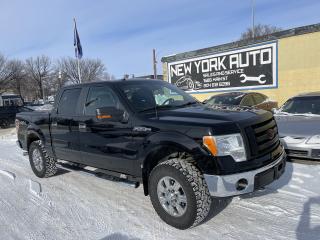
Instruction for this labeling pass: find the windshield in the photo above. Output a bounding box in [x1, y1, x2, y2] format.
[119, 81, 197, 112]
[205, 94, 243, 106]
[280, 96, 320, 115]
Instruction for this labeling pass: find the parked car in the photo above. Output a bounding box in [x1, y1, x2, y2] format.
[204, 92, 278, 111]
[0, 94, 24, 107]
[0, 106, 33, 128]
[274, 92, 320, 161]
[16, 79, 286, 229]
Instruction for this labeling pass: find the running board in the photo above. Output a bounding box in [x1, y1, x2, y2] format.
[57, 160, 140, 188]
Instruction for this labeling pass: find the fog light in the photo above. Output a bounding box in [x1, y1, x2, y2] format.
[236, 178, 248, 191]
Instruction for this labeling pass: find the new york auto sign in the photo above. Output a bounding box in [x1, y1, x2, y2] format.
[168, 42, 278, 93]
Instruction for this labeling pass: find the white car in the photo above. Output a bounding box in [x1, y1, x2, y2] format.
[275, 92, 320, 161]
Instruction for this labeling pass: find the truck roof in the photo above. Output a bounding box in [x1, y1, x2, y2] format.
[65, 78, 165, 89]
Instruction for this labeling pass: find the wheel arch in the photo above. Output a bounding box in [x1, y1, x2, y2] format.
[141, 136, 209, 196]
[26, 130, 44, 151]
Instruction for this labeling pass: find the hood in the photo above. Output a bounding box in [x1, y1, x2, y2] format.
[155, 104, 270, 126]
[275, 114, 320, 138]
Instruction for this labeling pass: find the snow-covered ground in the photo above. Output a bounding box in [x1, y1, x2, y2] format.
[0, 128, 319, 240]
[28, 104, 53, 111]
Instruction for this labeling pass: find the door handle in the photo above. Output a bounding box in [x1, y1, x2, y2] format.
[79, 123, 86, 129]
[51, 122, 58, 127]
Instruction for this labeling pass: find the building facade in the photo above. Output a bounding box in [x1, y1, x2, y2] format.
[162, 23, 320, 105]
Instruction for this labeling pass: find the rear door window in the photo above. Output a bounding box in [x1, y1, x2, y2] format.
[84, 86, 121, 116]
[58, 89, 81, 115]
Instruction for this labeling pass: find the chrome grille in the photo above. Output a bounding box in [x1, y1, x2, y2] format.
[286, 149, 308, 157]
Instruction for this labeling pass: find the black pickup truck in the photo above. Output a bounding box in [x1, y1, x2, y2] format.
[16, 79, 286, 229]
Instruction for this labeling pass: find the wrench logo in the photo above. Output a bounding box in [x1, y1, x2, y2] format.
[240, 74, 266, 84]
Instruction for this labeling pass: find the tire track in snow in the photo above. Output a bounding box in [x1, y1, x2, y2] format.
[29, 179, 42, 197]
[0, 169, 16, 180]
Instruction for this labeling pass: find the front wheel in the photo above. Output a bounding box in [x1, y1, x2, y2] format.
[29, 140, 57, 178]
[149, 157, 212, 229]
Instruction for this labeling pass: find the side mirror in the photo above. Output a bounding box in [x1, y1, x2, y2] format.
[96, 107, 128, 122]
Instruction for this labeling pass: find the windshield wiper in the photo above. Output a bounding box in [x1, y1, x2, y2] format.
[177, 101, 199, 108]
[138, 105, 176, 113]
[139, 102, 198, 113]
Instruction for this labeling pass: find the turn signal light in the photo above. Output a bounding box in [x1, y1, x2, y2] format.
[97, 115, 112, 119]
[203, 136, 218, 156]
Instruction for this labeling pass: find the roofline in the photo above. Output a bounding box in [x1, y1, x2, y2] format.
[293, 92, 320, 98]
[62, 78, 165, 88]
[161, 23, 320, 63]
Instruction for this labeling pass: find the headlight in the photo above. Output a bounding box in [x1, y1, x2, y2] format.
[203, 134, 247, 162]
[306, 135, 320, 144]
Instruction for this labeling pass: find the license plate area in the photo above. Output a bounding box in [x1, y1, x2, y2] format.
[254, 158, 285, 190]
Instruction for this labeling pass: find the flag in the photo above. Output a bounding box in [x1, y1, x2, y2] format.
[74, 19, 83, 59]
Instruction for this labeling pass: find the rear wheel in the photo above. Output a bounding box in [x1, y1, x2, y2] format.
[149, 156, 211, 229]
[29, 140, 57, 178]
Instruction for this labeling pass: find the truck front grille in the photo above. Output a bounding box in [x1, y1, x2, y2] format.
[246, 117, 280, 158]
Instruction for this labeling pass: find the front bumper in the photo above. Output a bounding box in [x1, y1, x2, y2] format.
[204, 150, 286, 197]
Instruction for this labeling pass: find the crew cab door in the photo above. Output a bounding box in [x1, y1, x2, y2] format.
[50, 88, 83, 162]
[77, 85, 135, 174]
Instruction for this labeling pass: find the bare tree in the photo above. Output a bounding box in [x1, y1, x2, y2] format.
[25, 56, 52, 99]
[0, 54, 14, 93]
[240, 24, 282, 40]
[42, 68, 69, 99]
[57, 57, 106, 84]
[102, 72, 116, 81]
[6, 59, 26, 96]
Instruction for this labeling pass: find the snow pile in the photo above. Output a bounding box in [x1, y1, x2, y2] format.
[0, 129, 319, 240]
[29, 104, 53, 111]
[0, 128, 17, 140]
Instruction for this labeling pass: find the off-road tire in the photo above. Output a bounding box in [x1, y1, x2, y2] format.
[149, 156, 212, 229]
[29, 140, 57, 178]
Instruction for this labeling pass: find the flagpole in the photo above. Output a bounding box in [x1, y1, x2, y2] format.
[77, 57, 81, 83]
[252, 0, 255, 39]
[74, 18, 82, 83]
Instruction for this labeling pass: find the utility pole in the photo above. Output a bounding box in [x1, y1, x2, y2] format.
[41, 79, 45, 101]
[153, 48, 157, 79]
[252, 0, 255, 39]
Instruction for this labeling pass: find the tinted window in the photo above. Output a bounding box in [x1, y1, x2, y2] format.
[253, 94, 267, 104]
[58, 89, 81, 115]
[241, 95, 255, 106]
[119, 82, 196, 112]
[84, 86, 121, 116]
[281, 96, 320, 115]
[206, 94, 244, 105]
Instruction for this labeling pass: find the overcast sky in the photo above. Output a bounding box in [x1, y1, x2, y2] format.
[0, 0, 319, 78]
